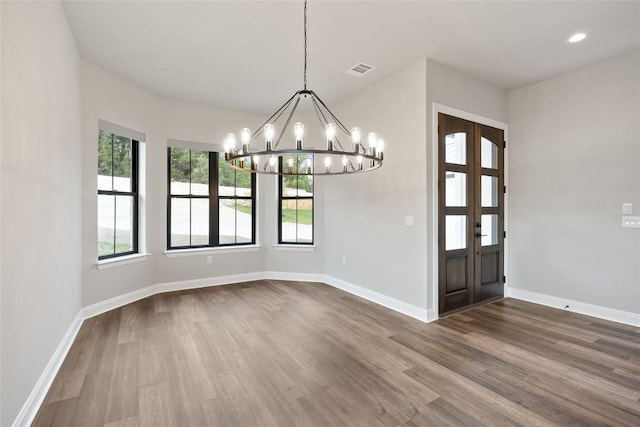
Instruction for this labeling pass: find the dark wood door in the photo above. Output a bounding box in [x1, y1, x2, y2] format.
[438, 113, 505, 315]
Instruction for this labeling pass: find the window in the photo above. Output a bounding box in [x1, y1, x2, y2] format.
[167, 147, 255, 249]
[98, 130, 138, 259]
[279, 155, 314, 244]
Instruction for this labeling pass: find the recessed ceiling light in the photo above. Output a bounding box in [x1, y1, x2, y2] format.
[568, 33, 587, 43]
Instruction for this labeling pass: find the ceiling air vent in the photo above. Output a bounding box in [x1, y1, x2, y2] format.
[346, 63, 375, 77]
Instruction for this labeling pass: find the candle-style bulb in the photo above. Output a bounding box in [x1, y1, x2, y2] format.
[368, 132, 377, 156]
[264, 124, 274, 151]
[324, 157, 332, 172]
[241, 128, 251, 145]
[227, 133, 237, 150]
[294, 122, 304, 150]
[351, 127, 361, 152]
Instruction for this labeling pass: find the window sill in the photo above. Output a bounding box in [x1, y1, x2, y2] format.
[96, 253, 150, 270]
[272, 244, 315, 252]
[164, 245, 261, 258]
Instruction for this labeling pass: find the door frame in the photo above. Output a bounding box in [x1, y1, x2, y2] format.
[430, 103, 509, 319]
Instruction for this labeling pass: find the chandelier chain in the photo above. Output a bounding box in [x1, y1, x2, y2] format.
[303, 0, 308, 90]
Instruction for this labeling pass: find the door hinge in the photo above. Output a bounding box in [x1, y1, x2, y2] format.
[503, 140, 507, 149]
[503, 185, 507, 194]
[503, 275, 507, 283]
[503, 230, 507, 238]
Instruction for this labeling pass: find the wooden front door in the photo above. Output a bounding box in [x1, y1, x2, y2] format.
[438, 113, 505, 315]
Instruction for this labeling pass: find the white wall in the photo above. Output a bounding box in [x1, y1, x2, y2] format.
[0, 2, 82, 425]
[81, 62, 324, 306]
[508, 51, 640, 314]
[324, 59, 429, 310]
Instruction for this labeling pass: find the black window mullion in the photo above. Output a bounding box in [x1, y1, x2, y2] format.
[210, 152, 219, 246]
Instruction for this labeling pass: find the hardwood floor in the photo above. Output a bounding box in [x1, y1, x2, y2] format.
[34, 280, 640, 426]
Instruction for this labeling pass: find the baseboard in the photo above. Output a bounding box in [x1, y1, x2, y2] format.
[323, 275, 431, 322]
[508, 287, 640, 327]
[263, 270, 325, 283]
[12, 312, 84, 427]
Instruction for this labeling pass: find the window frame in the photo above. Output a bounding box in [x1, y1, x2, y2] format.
[278, 156, 314, 245]
[166, 148, 256, 250]
[97, 132, 139, 260]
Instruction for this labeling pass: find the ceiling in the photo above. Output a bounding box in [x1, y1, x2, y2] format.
[61, 1, 640, 114]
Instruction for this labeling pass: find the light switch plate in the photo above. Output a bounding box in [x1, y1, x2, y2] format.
[622, 216, 640, 228]
[622, 203, 633, 215]
[404, 215, 414, 226]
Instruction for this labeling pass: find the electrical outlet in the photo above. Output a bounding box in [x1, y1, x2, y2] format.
[207, 255, 213, 264]
[622, 216, 640, 228]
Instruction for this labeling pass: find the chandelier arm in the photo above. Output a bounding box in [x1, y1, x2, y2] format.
[310, 90, 351, 135]
[273, 96, 301, 150]
[250, 91, 299, 140]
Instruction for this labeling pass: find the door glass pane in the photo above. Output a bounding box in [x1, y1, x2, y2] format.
[97, 194, 115, 256]
[445, 132, 466, 165]
[445, 215, 466, 250]
[481, 214, 499, 246]
[191, 198, 209, 245]
[481, 175, 499, 207]
[170, 198, 190, 247]
[446, 172, 466, 207]
[115, 195, 134, 253]
[481, 137, 498, 169]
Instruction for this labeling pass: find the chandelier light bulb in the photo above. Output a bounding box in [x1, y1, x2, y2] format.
[351, 127, 361, 152]
[287, 157, 295, 173]
[269, 155, 277, 171]
[324, 156, 331, 169]
[294, 122, 304, 140]
[264, 124, 275, 151]
[240, 128, 251, 145]
[357, 154, 363, 170]
[377, 138, 384, 153]
[367, 132, 378, 148]
[227, 133, 237, 150]
[305, 157, 312, 174]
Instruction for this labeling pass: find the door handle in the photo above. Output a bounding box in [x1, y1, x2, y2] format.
[475, 232, 487, 237]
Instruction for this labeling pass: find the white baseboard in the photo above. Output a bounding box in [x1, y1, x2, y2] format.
[323, 275, 431, 322]
[12, 312, 84, 427]
[508, 287, 640, 327]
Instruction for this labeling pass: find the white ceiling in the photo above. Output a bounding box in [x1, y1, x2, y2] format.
[61, 1, 640, 113]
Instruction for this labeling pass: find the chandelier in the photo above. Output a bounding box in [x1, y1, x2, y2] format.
[224, 0, 384, 176]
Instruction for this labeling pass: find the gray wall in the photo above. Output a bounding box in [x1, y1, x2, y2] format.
[324, 59, 429, 309]
[0, 2, 82, 425]
[508, 51, 640, 313]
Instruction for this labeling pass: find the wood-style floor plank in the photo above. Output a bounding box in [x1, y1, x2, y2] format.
[33, 280, 640, 426]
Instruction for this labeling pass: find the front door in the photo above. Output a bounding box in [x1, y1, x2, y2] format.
[438, 113, 505, 315]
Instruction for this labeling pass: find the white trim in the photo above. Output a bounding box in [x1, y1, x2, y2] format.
[167, 138, 223, 153]
[324, 275, 431, 322]
[164, 245, 261, 258]
[430, 103, 509, 319]
[508, 288, 640, 327]
[264, 271, 325, 282]
[272, 244, 315, 251]
[96, 253, 150, 270]
[98, 119, 145, 142]
[12, 312, 84, 427]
